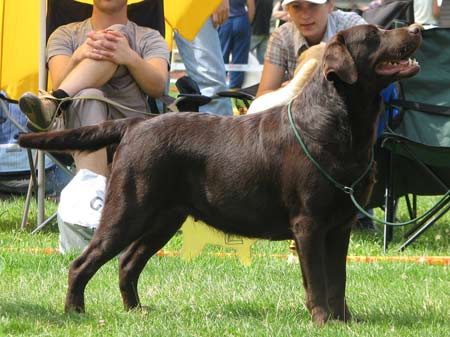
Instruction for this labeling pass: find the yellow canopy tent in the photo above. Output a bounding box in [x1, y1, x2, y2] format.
[164, 0, 223, 41]
[0, 0, 222, 100]
[0, 0, 42, 100]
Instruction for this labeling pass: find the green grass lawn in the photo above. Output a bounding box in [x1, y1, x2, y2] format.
[0, 195, 449, 337]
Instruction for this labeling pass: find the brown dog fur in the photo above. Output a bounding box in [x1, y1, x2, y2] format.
[19, 24, 422, 324]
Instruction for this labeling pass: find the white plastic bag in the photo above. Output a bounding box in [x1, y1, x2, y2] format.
[57, 169, 106, 253]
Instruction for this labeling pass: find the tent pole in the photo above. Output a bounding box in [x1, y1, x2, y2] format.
[37, 0, 47, 225]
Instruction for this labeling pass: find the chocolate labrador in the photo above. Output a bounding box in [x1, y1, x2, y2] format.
[19, 24, 422, 324]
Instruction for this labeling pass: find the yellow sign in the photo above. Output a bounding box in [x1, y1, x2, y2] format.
[181, 216, 257, 266]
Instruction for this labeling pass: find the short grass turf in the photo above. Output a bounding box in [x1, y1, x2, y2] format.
[0, 195, 449, 337]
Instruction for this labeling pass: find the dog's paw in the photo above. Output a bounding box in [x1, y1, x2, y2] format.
[329, 300, 352, 322]
[64, 303, 85, 314]
[331, 308, 352, 322]
[311, 307, 330, 325]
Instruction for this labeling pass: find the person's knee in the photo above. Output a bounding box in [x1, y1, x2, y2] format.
[106, 24, 132, 43]
[74, 88, 105, 98]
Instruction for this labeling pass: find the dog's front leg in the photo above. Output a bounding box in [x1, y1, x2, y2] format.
[292, 215, 330, 325]
[325, 223, 352, 322]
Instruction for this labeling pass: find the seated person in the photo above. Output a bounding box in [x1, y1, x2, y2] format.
[19, 0, 169, 178]
[18, 0, 169, 252]
[257, 0, 366, 97]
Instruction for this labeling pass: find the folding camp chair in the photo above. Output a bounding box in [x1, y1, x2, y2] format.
[0, 94, 73, 230]
[218, 84, 258, 111]
[368, 27, 450, 251]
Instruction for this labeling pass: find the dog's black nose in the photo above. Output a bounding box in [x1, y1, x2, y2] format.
[408, 24, 423, 35]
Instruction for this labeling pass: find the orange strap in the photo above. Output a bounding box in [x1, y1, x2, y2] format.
[1, 247, 449, 265]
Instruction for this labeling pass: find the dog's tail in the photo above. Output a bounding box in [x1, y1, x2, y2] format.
[18, 117, 143, 152]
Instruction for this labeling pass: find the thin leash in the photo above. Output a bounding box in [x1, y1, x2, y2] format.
[26, 91, 160, 132]
[287, 100, 450, 227]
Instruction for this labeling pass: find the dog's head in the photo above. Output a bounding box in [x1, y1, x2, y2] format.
[322, 24, 422, 86]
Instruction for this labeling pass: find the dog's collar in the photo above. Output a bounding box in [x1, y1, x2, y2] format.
[287, 100, 374, 195]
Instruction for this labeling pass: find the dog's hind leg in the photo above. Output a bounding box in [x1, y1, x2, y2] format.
[118, 211, 186, 310]
[65, 231, 131, 313]
[291, 215, 330, 325]
[325, 223, 352, 322]
[65, 197, 154, 313]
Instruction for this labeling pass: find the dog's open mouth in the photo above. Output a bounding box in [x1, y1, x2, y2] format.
[375, 57, 420, 77]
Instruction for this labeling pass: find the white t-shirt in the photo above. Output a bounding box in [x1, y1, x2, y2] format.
[414, 0, 439, 25]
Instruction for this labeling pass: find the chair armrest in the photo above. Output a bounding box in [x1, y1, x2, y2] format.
[389, 99, 450, 116]
[217, 90, 255, 101]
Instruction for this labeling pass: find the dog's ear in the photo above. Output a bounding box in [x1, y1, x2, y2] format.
[322, 33, 357, 84]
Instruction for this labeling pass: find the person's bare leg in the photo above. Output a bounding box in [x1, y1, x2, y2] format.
[58, 58, 118, 96]
[74, 150, 109, 177]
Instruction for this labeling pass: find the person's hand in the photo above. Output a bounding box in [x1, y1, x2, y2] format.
[72, 38, 99, 64]
[281, 80, 290, 88]
[212, 0, 229, 28]
[85, 30, 134, 65]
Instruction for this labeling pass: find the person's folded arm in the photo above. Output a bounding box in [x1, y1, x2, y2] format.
[48, 36, 102, 89]
[87, 30, 168, 97]
[48, 55, 74, 89]
[126, 55, 168, 98]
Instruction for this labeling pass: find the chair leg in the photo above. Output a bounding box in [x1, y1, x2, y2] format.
[21, 178, 35, 230]
[21, 150, 73, 232]
[383, 149, 395, 252]
[399, 199, 450, 251]
[21, 150, 38, 229]
[31, 213, 58, 234]
[37, 151, 46, 225]
[31, 152, 75, 233]
[383, 197, 395, 253]
[404, 194, 417, 220]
